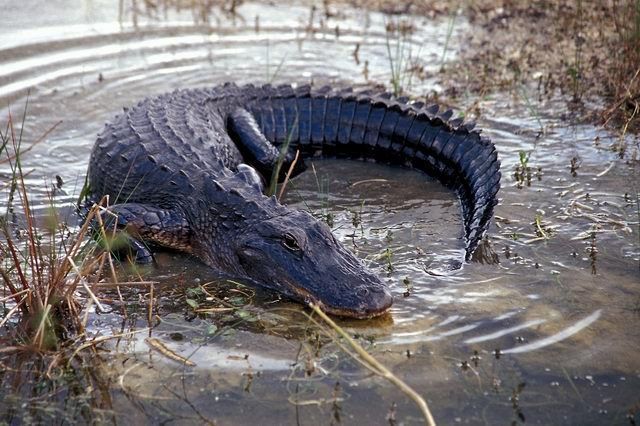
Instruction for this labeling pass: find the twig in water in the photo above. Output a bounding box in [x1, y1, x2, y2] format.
[309, 303, 436, 426]
[146, 337, 196, 366]
[278, 149, 300, 200]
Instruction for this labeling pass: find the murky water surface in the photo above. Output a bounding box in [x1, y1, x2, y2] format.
[1, 1, 639, 424]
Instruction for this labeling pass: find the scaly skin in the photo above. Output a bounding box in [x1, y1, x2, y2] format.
[87, 82, 501, 318]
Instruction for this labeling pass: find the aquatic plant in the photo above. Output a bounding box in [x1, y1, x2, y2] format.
[265, 39, 289, 84]
[0, 102, 158, 339]
[268, 116, 299, 198]
[384, 18, 422, 96]
[440, 6, 458, 71]
[1, 104, 91, 349]
[0, 104, 124, 422]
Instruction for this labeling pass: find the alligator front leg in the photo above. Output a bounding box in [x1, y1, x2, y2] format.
[227, 107, 306, 182]
[95, 203, 191, 263]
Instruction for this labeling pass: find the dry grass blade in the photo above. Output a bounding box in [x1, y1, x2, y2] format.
[146, 337, 196, 366]
[309, 303, 436, 426]
[278, 149, 300, 200]
[0, 298, 28, 328]
[67, 257, 107, 313]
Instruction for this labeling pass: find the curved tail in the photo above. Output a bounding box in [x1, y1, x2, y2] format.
[243, 84, 501, 260]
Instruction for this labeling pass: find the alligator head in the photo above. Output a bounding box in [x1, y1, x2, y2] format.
[236, 209, 393, 318]
[195, 168, 394, 319]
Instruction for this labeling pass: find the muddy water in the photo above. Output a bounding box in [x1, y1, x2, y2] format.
[1, 1, 639, 424]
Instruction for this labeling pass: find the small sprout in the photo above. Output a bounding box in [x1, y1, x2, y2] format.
[534, 213, 553, 239]
[331, 382, 342, 424]
[514, 150, 533, 188]
[325, 212, 334, 228]
[471, 350, 481, 367]
[384, 248, 394, 272]
[519, 151, 529, 168]
[169, 332, 184, 341]
[304, 354, 316, 376]
[510, 382, 527, 423]
[402, 277, 412, 297]
[586, 231, 598, 275]
[386, 402, 397, 426]
[351, 210, 360, 228]
[243, 369, 254, 393]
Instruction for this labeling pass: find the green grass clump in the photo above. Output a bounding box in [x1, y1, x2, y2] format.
[0, 103, 109, 351]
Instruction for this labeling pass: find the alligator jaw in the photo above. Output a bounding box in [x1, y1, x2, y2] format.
[292, 286, 393, 319]
[313, 300, 392, 319]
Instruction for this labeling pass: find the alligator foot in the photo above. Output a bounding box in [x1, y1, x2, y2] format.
[93, 203, 191, 264]
[227, 107, 306, 183]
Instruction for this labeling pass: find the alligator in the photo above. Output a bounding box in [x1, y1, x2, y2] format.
[86, 83, 501, 319]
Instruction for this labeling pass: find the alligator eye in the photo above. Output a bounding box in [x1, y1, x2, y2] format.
[282, 233, 301, 251]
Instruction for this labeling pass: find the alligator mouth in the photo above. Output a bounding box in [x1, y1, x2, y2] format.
[311, 299, 391, 319]
[281, 281, 392, 319]
[238, 273, 392, 319]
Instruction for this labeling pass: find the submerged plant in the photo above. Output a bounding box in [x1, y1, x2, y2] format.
[514, 150, 533, 188]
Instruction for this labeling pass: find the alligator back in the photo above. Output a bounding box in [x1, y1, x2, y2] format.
[87, 83, 501, 317]
[238, 84, 501, 260]
[89, 83, 500, 262]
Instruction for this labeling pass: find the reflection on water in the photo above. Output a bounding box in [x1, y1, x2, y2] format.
[1, 0, 639, 424]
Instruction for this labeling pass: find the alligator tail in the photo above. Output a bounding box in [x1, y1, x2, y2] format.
[244, 84, 501, 261]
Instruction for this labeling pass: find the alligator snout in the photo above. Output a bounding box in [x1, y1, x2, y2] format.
[321, 283, 393, 319]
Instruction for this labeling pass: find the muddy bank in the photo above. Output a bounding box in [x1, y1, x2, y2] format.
[345, 0, 639, 135]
